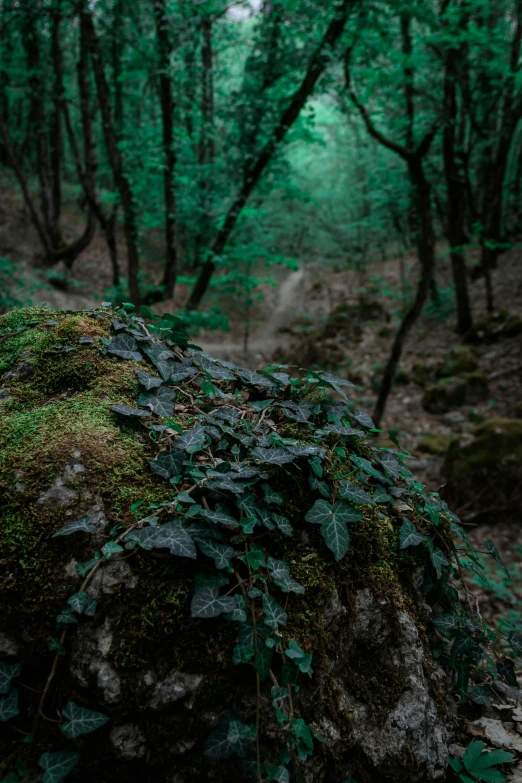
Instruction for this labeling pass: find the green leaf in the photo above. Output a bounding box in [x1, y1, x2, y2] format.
[38, 752, 80, 783]
[338, 479, 375, 506]
[200, 508, 238, 527]
[106, 333, 142, 361]
[484, 539, 509, 578]
[399, 519, 428, 549]
[305, 500, 358, 560]
[111, 404, 151, 418]
[61, 701, 110, 738]
[262, 484, 283, 505]
[101, 541, 124, 560]
[432, 614, 464, 638]
[308, 475, 330, 498]
[48, 637, 66, 655]
[469, 685, 491, 708]
[176, 427, 207, 454]
[76, 553, 100, 578]
[67, 591, 88, 614]
[350, 455, 389, 483]
[449, 757, 464, 773]
[271, 513, 294, 537]
[149, 448, 185, 479]
[262, 594, 288, 629]
[233, 643, 256, 664]
[0, 688, 19, 721]
[497, 659, 517, 686]
[136, 370, 162, 390]
[191, 575, 236, 618]
[430, 547, 449, 578]
[0, 662, 20, 695]
[378, 451, 400, 478]
[373, 485, 393, 504]
[52, 515, 94, 537]
[56, 608, 78, 625]
[251, 447, 294, 465]
[473, 748, 514, 771]
[267, 558, 305, 594]
[196, 539, 237, 569]
[138, 386, 176, 417]
[204, 719, 254, 759]
[254, 645, 273, 681]
[507, 631, 522, 656]
[152, 521, 196, 559]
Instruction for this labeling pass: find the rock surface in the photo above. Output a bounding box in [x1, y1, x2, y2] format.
[0, 307, 457, 782]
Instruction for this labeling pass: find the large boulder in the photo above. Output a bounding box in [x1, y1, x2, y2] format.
[422, 373, 488, 414]
[443, 418, 522, 523]
[0, 307, 464, 783]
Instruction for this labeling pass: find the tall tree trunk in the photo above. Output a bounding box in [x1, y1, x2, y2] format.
[374, 161, 435, 425]
[186, 0, 358, 310]
[82, 5, 141, 306]
[50, 1, 63, 243]
[154, 0, 178, 299]
[442, 13, 473, 334]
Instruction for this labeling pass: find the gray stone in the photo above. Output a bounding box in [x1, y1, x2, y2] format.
[111, 724, 147, 759]
[37, 450, 85, 505]
[0, 633, 19, 656]
[149, 671, 204, 710]
[70, 618, 122, 705]
[442, 411, 468, 430]
[87, 560, 138, 598]
[0, 388, 12, 402]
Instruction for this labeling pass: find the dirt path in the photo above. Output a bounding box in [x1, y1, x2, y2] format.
[198, 266, 306, 360]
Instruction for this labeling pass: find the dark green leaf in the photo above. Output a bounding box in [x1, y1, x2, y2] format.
[196, 539, 237, 569]
[263, 594, 288, 629]
[399, 519, 428, 549]
[0, 663, 20, 695]
[136, 370, 162, 390]
[262, 484, 283, 505]
[106, 333, 142, 362]
[38, 752, 80, 783]
[338, 480, 375, 506]
[52, 515, 94, 537]
[0, 689, 19, 722]
[191, 576, 236, 618]
[255, 645, 273, 681]
[111, 404, 151, 418]
[484, 539, 509, 578]
[267, 558, 305, 594]
[251, 447, 294, 465]
[149, 448, 185, 479]
[61, 702, 110, 738]
[271, 513, 293, 537]
[152, 521, 196, 559]
[138, 386, 176, 417]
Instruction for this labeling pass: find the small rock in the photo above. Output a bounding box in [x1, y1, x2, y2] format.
[0, 633, 19, 656]
[470, 717, 522, 752]
[442, 411, 468, 429]
[111, 724, 147, 759]
[0, 388, 12, 402]
[87, 560, 138, 598]
[37, 450, 85, 506]
[149, 671, 203, 710]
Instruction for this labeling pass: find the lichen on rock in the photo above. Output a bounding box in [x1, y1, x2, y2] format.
[0, 306, 469, 782]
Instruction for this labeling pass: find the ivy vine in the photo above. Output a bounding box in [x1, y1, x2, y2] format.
[1, 302, 521, 783]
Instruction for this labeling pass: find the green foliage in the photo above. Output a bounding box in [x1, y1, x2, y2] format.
[1, 305, 519, 781]
[449, 740, 514, 782]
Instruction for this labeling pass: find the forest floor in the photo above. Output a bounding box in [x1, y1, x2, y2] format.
[3, 181, 522, 765]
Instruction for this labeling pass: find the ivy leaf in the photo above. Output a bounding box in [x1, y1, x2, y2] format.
[101, 541, 124, 560]
[235, 367, 277, 389]
[176, 427, 207, 454]
[204, 719, 253, 759]
[200, 508, 238, 527]
[0, 688, 19, 722]
[191, 575, 236, 618]
[233, 643, 256, 664]
[497, 659, 517, 687]
[139, 386, 176, 417]
[373, 485, 393, 504]
[255, 645, 274, 681]
[76, 553, 100, 578]
[236, 490, 259, 518]
[251, 447, 294, 465]
[149, 448, 185, 479]
[67, 591, 88, 614]
[52, 515, 94, 537]
[484, 539, 509, 578]
[111, 404, 151, 418]
[469, 685, 491, 708]
[431, 547, 449, 578]
[278, 401, 314, 422]
[432, 614, 464, 639]
[287, 444, 325, 458]
[507, 631, 522, 657]
[207, 475, 244, 494]
[136, 370, 162, 390]
[308, 475, 330, 498]
[170, 365, 198, 383]
[56, 608, 78, 625]
[196, 539, 237, 569]
[106, 333, 142, 362]
[38, 752, 80, 783]
[267, 558, 305, 595]
[351, 409, 375, 428]
[350, 455, 390, 484]
[126, 526, 161, 550]
[399, 519, 428, 549]
[84, 598, 97, 617]
[271, 513, 294, 537]
[152, 521, 196, 559]
[378, 451, 400, 478]
[338, 480, 375, 506]
[265, 764, 290, 783]
[61, 701, 110, 738]
[263, 594, 288, 630]
[0, 663, 20, 695]
[262, 484, 283, 505]
[305, 499, 361, 526]
[314, 370, 354, 399]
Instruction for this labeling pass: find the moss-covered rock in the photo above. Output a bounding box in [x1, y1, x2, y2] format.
[417, 434, 452, 456]
[465, 308, 522, 344]
[515, 401, 522, 419]
[422, 373, 488, 414]
[0, 308, 458, 783]
[443, 418, 522, 523]
[437, 346, 478, 378]
[412, 362, 432, 387]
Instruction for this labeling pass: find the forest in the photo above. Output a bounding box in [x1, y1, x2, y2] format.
[0, 1, 522, 782]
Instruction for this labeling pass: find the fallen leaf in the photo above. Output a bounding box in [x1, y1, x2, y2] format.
[470, 717, 522, 752]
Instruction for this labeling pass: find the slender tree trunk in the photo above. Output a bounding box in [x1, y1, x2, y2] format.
[153, 0, 178, 299]
[374, 161, 435, 425]
[186, 0, 358, 310]
[50, 1, 63, 242]
[82, 6, 141, 306]
[442, 19, 473, 334]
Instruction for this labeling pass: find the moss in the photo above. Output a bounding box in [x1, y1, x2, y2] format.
[438, 346, 478, 378]
[413, 362, 431, 387]
[417, 433, 452, 456]
[423, 372, 488, 413]
[445, 418, 522, 477]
